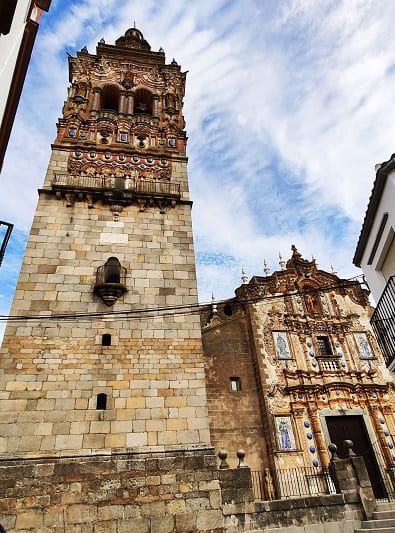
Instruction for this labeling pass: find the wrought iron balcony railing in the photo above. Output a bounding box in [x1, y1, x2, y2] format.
[51, 173, 180, 197]
[371, 276, 395, 369]
[94, 259, 127, 306]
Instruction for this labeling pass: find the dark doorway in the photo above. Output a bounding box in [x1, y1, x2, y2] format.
[326, 415, 386, 498]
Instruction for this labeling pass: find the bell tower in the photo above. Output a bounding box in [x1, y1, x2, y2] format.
[0, 28, 211, 456]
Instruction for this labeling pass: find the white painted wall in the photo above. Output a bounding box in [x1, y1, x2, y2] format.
[0, 1, 33, 128]
[359, 170, 395, 304]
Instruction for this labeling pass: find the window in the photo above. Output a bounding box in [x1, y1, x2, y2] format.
[368, 213, 388, 265]
[273, 331, 292, 359]
[96, 393, 107, 410]
[224, 304, 233, 317]
[120, 133, 128, 142]
[102, 334, 111, 346]
[104, 257, 121, 283]
[68, 128, 76, 137]
[317, 336, 332, 356]
[230, 377, 241, 391]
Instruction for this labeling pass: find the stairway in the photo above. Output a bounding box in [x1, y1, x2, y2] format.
[354, 501, 395, 532]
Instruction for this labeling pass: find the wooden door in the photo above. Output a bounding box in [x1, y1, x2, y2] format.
[326, 415, 386, 499]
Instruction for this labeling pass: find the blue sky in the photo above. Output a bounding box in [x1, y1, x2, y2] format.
[2, 0, 395, 338]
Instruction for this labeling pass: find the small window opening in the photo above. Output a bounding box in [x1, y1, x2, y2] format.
[224, 304, 233, 317]
[317, 336, 332, 356]
[230, 377, 241, 392]
[102, 334, 111, 346]
[96, 393, 107, 410]
[104, 257, 121, 283]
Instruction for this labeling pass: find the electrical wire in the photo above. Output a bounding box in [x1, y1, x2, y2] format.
[0, 274, 366, 323]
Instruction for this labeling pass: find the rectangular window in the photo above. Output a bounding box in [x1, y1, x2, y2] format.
[354, 332, 374, 358]
[273, 331, 292, 359]
[317, 336, 332, 356]
[120, 133, 127, 142]
[368, 213, 388, 265]
[229, 377, 241, 391]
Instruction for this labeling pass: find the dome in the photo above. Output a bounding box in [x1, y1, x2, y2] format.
[115, 27, 151, 51]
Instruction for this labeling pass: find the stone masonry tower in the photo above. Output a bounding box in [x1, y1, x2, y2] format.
[0, 28, 224, 532]
[0, 28, 212, 458]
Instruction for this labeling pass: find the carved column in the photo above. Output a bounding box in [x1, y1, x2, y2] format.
[91, 87, 102, 113]
[119, 91, 126, 115]
[126, 91, 134, 115]
[153, 95, 159, 117]
[307, 402, 328, 466]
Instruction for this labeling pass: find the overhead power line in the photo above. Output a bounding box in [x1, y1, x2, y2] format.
[0, 274, 366, 324]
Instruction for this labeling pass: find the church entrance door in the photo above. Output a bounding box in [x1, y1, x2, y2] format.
[326, 415, 386, 499]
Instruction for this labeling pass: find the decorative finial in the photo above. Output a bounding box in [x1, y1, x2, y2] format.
[237, 449, 247, 468]
[264, 259, 270, 277]
[99, 37, 105, 44]
[279, 253, 286, 270]
[159, 46, 164, 53]
[312, 254, 318, 268]
[331, 264, 337, 276]
[211, 292, 217, 314]
[241, 267, 248, 284]
[171, 58, 178, 65]
[80, 45, 88, 53]
[133, 20, 136, 28]
[291, 244, 301, 258]
[218, 449, 230, 469]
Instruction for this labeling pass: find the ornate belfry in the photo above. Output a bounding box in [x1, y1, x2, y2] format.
[0, 31, 221, 528]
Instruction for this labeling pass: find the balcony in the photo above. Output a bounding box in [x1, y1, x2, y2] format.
[94, 258, 127, 306]
[371, 276, 395, 369]
[50, 173, 180, 210]
[316, 356, 341, 372]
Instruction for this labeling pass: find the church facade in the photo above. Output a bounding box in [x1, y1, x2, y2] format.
[201, 246, 395, 500]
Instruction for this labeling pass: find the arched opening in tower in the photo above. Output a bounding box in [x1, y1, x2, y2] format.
[134, 88, 153, 115]
[100, 84, 120, 112]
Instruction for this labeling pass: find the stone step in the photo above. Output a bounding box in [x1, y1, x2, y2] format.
[374, 511, 395, 520]
[354, 526, 395, 533]
[361, 519, 395, 528]
[376, 502, 395, 512]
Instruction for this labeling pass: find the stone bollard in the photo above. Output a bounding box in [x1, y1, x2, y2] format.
[328, 440, 376, 520]
[218, 449, 254, 504]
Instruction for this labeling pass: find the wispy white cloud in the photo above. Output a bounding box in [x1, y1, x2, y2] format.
[1, 0, 394, 325]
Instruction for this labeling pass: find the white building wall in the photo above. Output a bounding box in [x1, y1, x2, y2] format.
[359, 170, 395, 304]
[0, 1, 32, 127]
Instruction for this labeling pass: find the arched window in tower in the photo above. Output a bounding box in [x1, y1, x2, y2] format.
[96, 393, 107, 410]
[134, 88, 153, 115]
[100, 84, 120, 112]
[104, 257, 121, 283]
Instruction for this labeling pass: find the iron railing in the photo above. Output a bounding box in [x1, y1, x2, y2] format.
[370, 437, 395, 501]
[52, 173, 180, 197]
[0, 220, 13, 267]
[251, 467, 336, 501]
[371, 276, 395, 368]
[95, 263, 127, 286]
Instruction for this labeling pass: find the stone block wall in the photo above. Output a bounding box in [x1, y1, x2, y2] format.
[202, 314, 267, 470]
[0, 448, 224, 532]
[0, 148, 211, 455]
